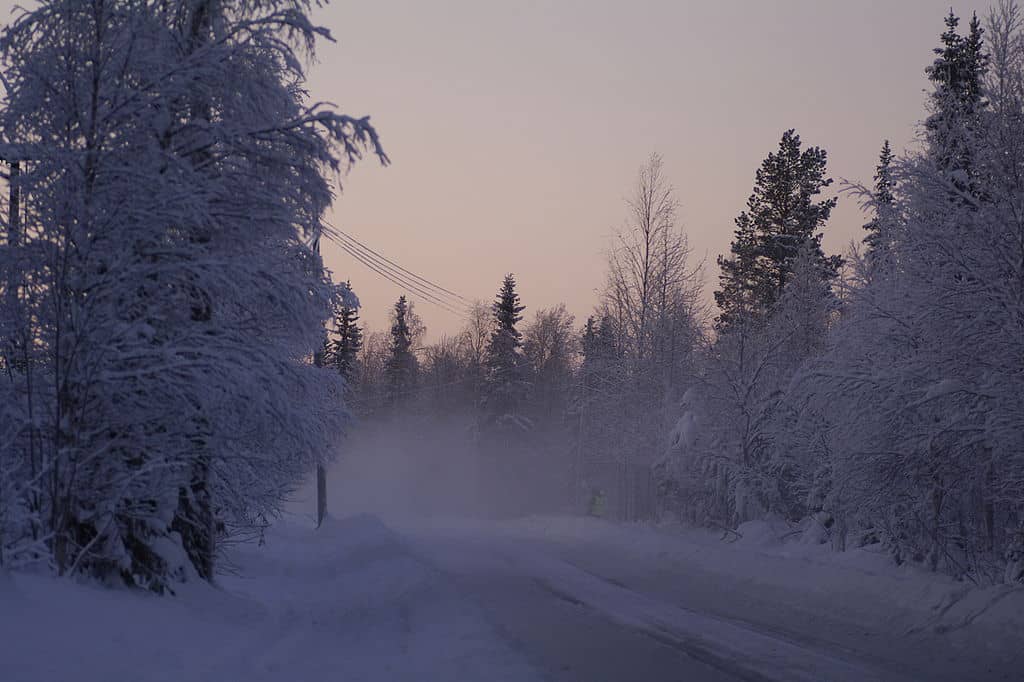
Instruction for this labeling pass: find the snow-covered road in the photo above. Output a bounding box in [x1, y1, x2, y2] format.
[5, 512, 1021, 681]
[402, 519, 1022, 682]
[410, 529, 738, 682]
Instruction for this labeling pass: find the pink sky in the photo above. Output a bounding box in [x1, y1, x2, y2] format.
[307, 0, 977, 338]
[0, 0, 979, 338]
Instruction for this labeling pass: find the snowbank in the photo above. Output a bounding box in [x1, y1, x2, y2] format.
[0, 514, 540, 682]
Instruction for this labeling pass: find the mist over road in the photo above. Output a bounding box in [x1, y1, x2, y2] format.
[319, 421, 1020, 682]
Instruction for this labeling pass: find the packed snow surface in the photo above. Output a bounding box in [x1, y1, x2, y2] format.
[405, 515, 1024, 681]
[0, 514, 540, 682]
[3, 512, 1022, 681]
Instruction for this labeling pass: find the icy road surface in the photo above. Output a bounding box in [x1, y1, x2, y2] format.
[401, 518, 1022, 682]
[407, 524, 896, 682]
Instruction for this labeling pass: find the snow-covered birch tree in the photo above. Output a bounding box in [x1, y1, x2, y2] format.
[0, 0, 385, 589]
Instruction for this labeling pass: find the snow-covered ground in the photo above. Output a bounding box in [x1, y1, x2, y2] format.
[404, 515, 1024, 681]
[0, 514, 540, 682]
[3, 510, 1021, 681]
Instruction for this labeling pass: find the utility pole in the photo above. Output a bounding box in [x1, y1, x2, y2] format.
[576, 368, 586, 513]
[313, 232, 327, 528]
[8, 160, 19, 243]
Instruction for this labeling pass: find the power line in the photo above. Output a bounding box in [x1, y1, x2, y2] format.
[334, 240, 469, 318]
[337, 236, 467, 312]
[334, 242, 468, 317]
[327, 224, 470, 304]
[332, 234, 465, 311]
[319, 224, 472, 318]
[325, 233, 469, 317]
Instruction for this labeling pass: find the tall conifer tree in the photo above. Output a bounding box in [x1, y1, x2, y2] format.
[331, 282, 363, 390]
[715, 130, 841, 329]
[863, 140, 896, 263]
[384, 296, 418, 407]
[482, 274, 530, 432]
[925, 11, 989, 195]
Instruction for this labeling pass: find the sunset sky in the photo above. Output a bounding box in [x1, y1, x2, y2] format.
[301, 0, 979, 338]
[0, 0, 980, 337]
[298, 0, 991, 339]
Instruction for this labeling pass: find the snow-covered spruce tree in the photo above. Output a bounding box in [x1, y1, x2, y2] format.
[481, 274, 531, 436]
[384, 296, 419, 408]
[475, 275, 532, 515]
[765, 242, 838, 373]
[715, 130, 841, 330]
[862, 140, 898, 267]
[796, 143, 906, 541]
[812, 2, 1024, 582]
[667, 133, 842, 527]
[327, 281, 363, 399]
[0, 1, 384, 589]
[925, 10, 989, 197]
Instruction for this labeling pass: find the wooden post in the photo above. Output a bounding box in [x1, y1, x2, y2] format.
[575, 372, 585, 512]
[8, 161, 19, 245]
[313, 232, 327, 528]
[316, 462, 327, 528]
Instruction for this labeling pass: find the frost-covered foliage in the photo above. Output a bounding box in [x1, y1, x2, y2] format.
[0, 0, 384, 590]
[520, 304, 578, 486]
[657, 127, 840, 527]
[657, 4, 1024, 584]
[814, 3, 1024, 583]
[661, 242, 837, 527]
[583, 154, 706, 521]
[813, 8, 1024, 583]
[336, 4, 1024, 585]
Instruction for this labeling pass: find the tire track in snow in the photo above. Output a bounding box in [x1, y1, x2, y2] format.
[412, 526, 917, 682]
[513, 545, 915, 682]
[528, 574, 777, 682]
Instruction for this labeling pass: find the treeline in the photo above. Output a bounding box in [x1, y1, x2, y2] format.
[331, 278, 586, 515]
[334, 153, 706, 518]
[334, 6, 1024, 583]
